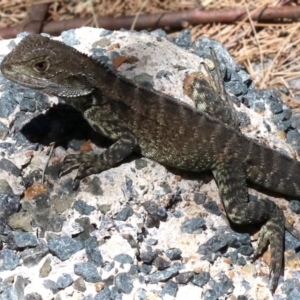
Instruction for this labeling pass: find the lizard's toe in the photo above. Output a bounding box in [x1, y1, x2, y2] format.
[59, 154, 82, 177]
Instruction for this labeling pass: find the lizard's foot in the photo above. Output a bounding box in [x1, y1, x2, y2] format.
[253, 206, 284, 293]
[60, 153, 103, 189]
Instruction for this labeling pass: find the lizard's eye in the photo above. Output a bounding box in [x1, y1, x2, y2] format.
[32, 60, 50, 73]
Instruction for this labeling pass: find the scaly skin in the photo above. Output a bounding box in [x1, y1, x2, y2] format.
[1, 34, 300, 292]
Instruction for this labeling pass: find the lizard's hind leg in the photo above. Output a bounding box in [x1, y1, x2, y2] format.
[213, 160, 284, 293]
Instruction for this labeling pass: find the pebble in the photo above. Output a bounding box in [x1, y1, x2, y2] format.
[175, 271, 195, 284]
[290, 200, 300, 214]
[165, 248, 182, 260]
[198, 235, 227, 255]
[114, 253, 134, 264]
[48, 236, 84, 260]
[20, 240, 49, 267]
[0, 249, 19, 271]
[95, 286, 111, 299]
[139, 249, 159, 264]
[181, 217, 205, 233]
[72, 200, 95, 215]
[0, 158, 21, 177]
[192, 272, 210, 287]
[203, 200, 222, 216]
[14, 231, 38, 248]
[57, 273, 73, 288]
[115, 206, 133, 221]
[114, 272, 133, 294]
[146, 266, 179, 283]
[74, 262, 102, 283]
[162, 281, 178, 296]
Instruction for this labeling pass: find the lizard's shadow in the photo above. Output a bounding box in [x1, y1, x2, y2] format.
[21, 103, 112, 148]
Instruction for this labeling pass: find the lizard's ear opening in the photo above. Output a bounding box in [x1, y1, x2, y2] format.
[32, 59, 50, 74]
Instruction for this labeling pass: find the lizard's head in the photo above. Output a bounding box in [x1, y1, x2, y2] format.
[1, 34, 95, 97]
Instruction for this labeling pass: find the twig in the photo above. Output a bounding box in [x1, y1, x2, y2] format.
[260, 23, 300, 88]
[245, 3, 264, 80]
[41, 142, 55, 184]
[1, 6, 300, 39]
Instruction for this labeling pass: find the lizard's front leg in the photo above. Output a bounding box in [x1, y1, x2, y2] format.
[213, 160, 284, 293]
[60, 132, 137, 189]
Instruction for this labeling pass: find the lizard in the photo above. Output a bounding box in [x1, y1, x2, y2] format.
[1, 34, 300, 292]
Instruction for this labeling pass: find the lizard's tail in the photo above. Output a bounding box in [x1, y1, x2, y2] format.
[245, 140, 300, 197]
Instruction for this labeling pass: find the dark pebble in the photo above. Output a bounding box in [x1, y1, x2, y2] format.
[0, 89, 18, 118]
[73, 277, 86, 292]
[95, 286, 111, 300]
[114, 253, 134, 264]
[133, 73, 154, 88]
[203, 289, 218, 300]
[269, 101, 283, 114]
[86, 247, 103, 267]
[103, 262, 115, 272]
[238, 245, 254, 256]
[20, 240, 49, 267]
[135, 159, 148, 169]
[175, 29, 192, 49]
[146, 238, 158, 246]
[181, 217, 205, 233]
[43, 279, 59, 294]
[162, 281, 178, 296]
[46, 214, 65, 233]
[74, 262, 102, 283]
[165, 248, 182, 260]
[223, 250, 238, 264]
[146, 266, 179, 283]
[0, 193, 20, 218]
[152, 255, 171, 270]
[110, 286, 122, 300]
[225, 232, 251, 248]
[48, 236, 84, 260]
[0, 249, 19, 271]
[143, 201, 166, 220]
[19, 98, 36, 112]
[194, 193, 206, 205]
[73, 200, 95, 215]
[156, 70, 172, 80]
[236, 256, 247, 266]
[150, 29, 167, 38]
[192, 271, 210, 287]
[128, 265, 139, 276]
[138, 264, 152, 274]
[203, 200, 222, 216]
[114, 272, 133, 294]
[14, 231, 38, 248]
[57, 273, 73, 289]
[198, 235, 227, 255]
[175, 271, 195, 284]
[0, 158, 21, 177]
[290, 200, 300, 214]
[115, 206, 133, 221]
[209, 273, 233, 297]
[172, 210, 184, 218]
[139, 249, 159, 264]
[25, 292, 43, 300]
